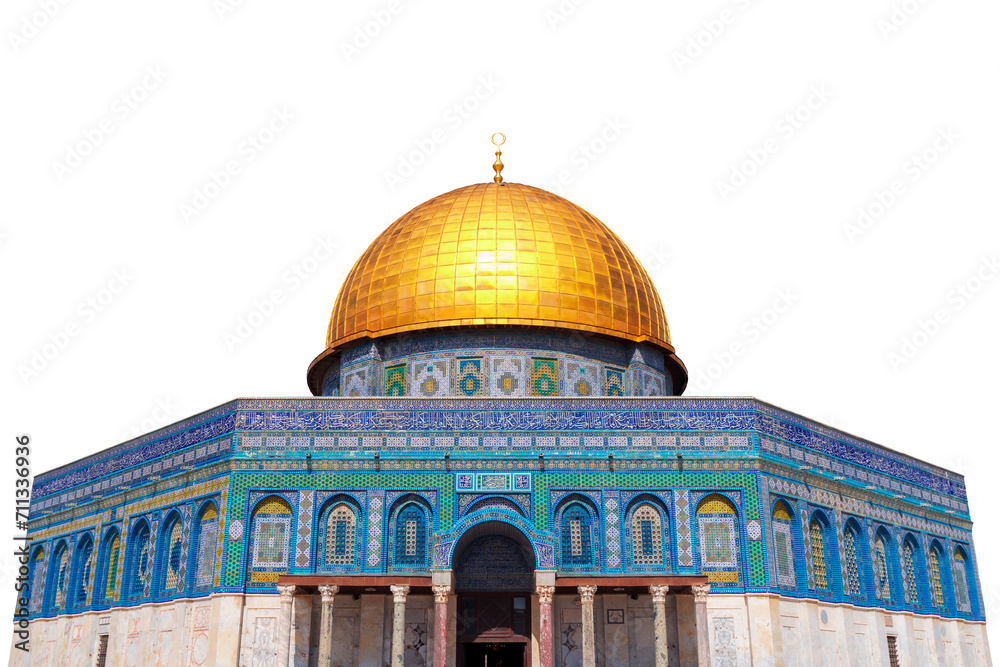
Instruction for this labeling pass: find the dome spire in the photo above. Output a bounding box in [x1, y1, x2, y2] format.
[491, 132, 505, 183]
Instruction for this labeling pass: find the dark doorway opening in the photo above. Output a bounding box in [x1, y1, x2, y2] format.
[462, 642, 527, 667]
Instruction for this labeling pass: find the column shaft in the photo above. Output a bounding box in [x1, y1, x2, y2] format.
[276, 584, 297, 667]
[432, 585, 452, 667]
[578, 586, 598, 667]
[390, 584, 411, 667]
[649, 585, 670, 667]
[536, 586, 555, 667]
[692, 584, 711, 667]
[317, 585, 339, 666]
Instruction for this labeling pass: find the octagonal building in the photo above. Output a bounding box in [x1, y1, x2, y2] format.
[13, 176, 991, 667]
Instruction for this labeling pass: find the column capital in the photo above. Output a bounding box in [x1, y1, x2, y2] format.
[319, 584, 339, 603]
[577, 585, 598, 604]
[432, 584, 452, 604]
[535, 585, 556, 604]
[649, 585, 670, 603]
[390, 584, 411, 603]
[276, 584, 297, 600]
[691, 583, 710, 603]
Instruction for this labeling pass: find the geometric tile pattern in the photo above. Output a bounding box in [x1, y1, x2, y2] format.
[295, 490, 314, 569]
[366, 491, 384, 568]
[604, 367, 626, 396]
[455, 358, 485, 396]
[603, 491, 621, 570]
[384, 364, 406, 397]
[566, 361, 600, 396]
[491, 357, 527, 397]
[674, 490, 693, 567]
[530, 358, 558, 397]
[411, 360, 448, 398]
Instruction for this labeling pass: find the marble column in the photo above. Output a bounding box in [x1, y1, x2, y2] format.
[317, 584, 339, 666]
[649, 585, 670, 667]
[536, 585, 556, 667]
[578, 585, 598, 667]
[691, 584, 711, 667]
[276, 584, 297, 667]
[390, 584, 411, 667]
[432, 585, 452, 667]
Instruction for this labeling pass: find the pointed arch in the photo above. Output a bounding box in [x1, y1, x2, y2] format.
[902, 534, 920, 606]
[318, 495, 362, 569]
[389, 495, 432, 570]
[771, 499, 797, 589]
[191, 500, 220, 591]
[247, 495, 293, 586]
[808, 511, 832, 592]
[696, 493, 741, 586]
[555, 494, 599, 571]
[71, 533, 95, 609]
[27, 545, 46, 614]
[625, 495, 669, 570]
[48, 540, 71, 612]
[873, 527, 893, 603]
[98, 527, 122, 604]
[842, 518, 864, 597]
[953, 546, 974, 614]
[126, 520, 152, 600]
[928, 539, 947, 609]
[159, 510, 184, 594]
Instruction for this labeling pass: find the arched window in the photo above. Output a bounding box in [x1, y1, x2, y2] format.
[27, 546, 45, 614]
[192, 502, 219, 590]
[874, 532, 892, 602]
[903, 538, 919, 606]
[558, 501, 596, 569]
[71, 535, 95, 608]
[49, 541, 70, 611]
[323, 502, 358, 567]
[393, 502, 429, 568]
[696, 494, 740, 585]
[100, 530, 121, 602]
[843, 521, 863, 597]
[629, 501, 666, 568]
[771, 501, 796, 589]
[127, 522, 151, 599]
[929, 544, 946, 608]
[160, 512, 184, 594]
[809, 518, 830, 591]
[954, 548, 972, 613]
[248, 497, 293, 586]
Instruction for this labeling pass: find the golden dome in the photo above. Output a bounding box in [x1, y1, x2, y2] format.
[308, 182, 686, 393]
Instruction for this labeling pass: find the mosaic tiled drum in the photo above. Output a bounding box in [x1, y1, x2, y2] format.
[16, 174, 990, 667]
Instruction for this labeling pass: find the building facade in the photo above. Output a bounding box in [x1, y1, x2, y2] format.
[13, 180, 991, 666]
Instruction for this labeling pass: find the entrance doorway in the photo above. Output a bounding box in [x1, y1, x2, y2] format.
[452, 523, 537, 667]
[463, 642, 526, 667]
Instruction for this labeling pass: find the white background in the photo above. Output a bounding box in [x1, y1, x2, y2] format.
[3, 0, 999, 654]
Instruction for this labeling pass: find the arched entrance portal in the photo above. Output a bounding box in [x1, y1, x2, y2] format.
[452, 521, 535, 667]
